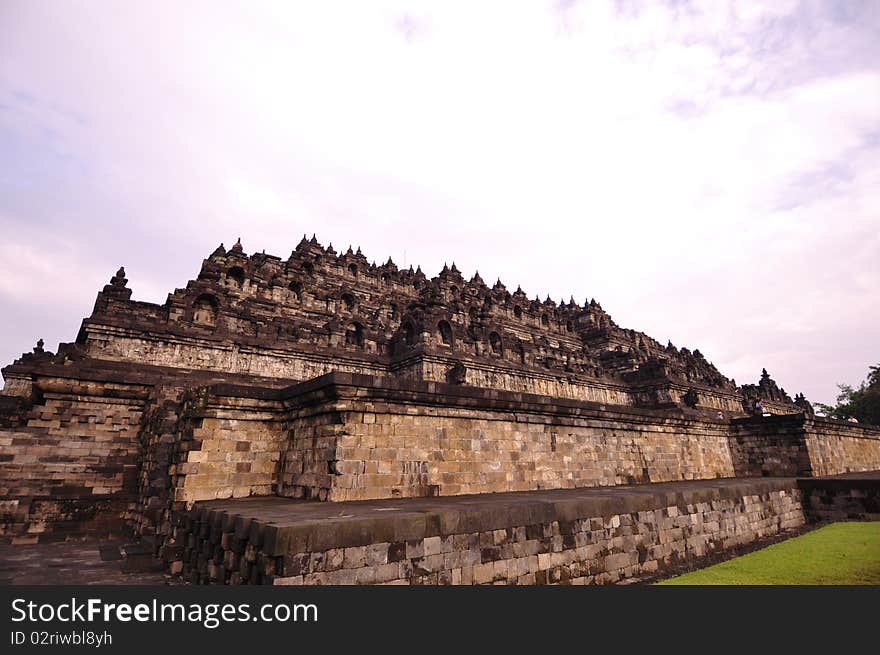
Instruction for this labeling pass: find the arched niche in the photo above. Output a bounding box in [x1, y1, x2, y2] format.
[438, 320, 454, 346]
[193, 293, 219, 326]
[402, 321, 416, 346]
[489, 331, 503, 355]
[226, 266, 245, 287]
[345, 322, 364, 347]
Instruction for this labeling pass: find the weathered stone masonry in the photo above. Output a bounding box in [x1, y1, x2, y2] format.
[0, 377, 149, 541]
[194, 374, 737, 504]
[798, 474, 880, 522]
[728, 414, 880, 478]
[1, 238, 879, 585]
[165, 374, 880, 509]
[175, 478, 808, 585]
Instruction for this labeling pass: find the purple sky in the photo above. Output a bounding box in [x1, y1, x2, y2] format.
[1, 1, 878, 405]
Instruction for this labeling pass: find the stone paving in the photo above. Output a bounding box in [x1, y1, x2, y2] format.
[0, 540, 173, 585]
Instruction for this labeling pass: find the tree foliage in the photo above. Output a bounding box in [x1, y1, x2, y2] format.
[816, 365, 880, 426]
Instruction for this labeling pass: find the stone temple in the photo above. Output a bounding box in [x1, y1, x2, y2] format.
[1, 236, 878, 585]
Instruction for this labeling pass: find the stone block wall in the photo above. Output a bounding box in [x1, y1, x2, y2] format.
[728, 415, 813, 477]
[0, 378, 149, 543]
[274, 374, 736, 502]
[798, 476, 880, 522]
[82, 327, 752, 414]
[130, 385, 189, 539]
[170, 478, 805, 585]
[2, 369, 877, 544]
[729, 415, 880, 478]
[278, 410, 345, 502]
[140, 388, 289, 512]
[415, 355, 635, 405]
[132, 381, 308, 542]
[0, 396, 29, 428]
[628, 382, 747, 414]
[84, 327, 389, 383]
[320, 410, 734, 501]
[183, 375, 880, 507]
[804, 419, 880, 477]
[176, 414, 285, 503]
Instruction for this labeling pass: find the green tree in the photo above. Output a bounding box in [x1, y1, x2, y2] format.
[816, 365, 880, 426]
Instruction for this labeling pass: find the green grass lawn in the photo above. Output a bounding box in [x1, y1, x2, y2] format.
[657, 522, 880, 585]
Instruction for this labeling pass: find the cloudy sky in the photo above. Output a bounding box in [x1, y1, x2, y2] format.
[1, 0, 878, 404]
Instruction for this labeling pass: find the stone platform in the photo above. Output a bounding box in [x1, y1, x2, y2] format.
[3, 474, 875, 585]
[170, 476, 820, 585]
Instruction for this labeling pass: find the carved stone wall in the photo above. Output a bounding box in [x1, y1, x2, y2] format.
[5, 237, 795, 417]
